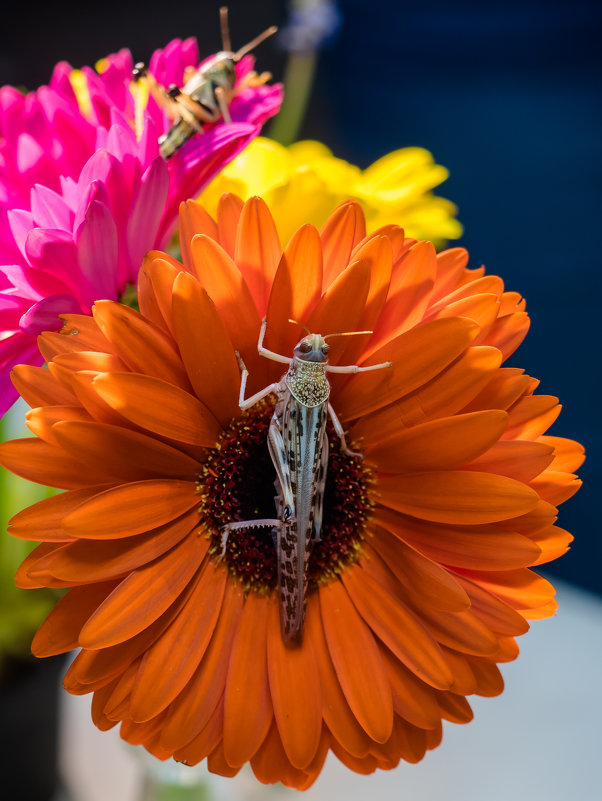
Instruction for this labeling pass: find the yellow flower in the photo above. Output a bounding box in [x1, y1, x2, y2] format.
[198, 138, 462, 247]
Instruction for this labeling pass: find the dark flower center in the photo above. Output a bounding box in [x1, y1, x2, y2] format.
[198, 402, 373, 594]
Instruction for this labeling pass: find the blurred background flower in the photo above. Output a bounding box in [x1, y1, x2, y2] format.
[199, 137, 462, 246]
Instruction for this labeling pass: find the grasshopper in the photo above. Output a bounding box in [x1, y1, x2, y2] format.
[132, 7, 277, 158]
[221, 319, 392, 642]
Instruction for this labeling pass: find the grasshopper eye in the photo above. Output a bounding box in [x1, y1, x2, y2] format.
[321, 344, 330, 355]
[299, 342, 312, 353]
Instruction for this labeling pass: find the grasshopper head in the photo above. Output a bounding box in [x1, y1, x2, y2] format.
[294, 333, 330, 363]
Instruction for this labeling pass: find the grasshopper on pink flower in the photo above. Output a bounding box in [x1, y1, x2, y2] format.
[221, 319, 392, 643]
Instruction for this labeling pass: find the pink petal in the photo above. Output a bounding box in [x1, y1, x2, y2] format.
[125, 157, 169, 280]
[19, 293, 82, 335]
[31, 184, 74, 230]
[75, 200, 119, 298]
[1, 264, 73, 301]
[7, 209, 35, 260]
[25, 228, 93, 305]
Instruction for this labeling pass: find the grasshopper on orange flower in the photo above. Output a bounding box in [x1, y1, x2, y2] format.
[221, 319, 392, 643]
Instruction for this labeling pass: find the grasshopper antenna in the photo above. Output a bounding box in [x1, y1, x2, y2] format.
[323, 330, 373, 340]
[288, 319, 312, 336]
[219, 7, 232, 53]
[234, 25, 278, 61]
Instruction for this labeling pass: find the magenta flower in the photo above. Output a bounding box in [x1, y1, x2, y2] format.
[0, 38, 282, 415]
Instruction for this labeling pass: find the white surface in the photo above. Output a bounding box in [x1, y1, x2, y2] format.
[59, 579, 602, 801]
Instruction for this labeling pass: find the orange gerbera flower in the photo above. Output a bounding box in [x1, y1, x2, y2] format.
[0, 195, 582, 788]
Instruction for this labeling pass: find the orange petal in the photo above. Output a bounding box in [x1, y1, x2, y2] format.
[437, 692, 474, 724]
[92, 300, 191, 391]
[450, 569, 556, 613]
[306, 258, 372, 339]
[0, 438, 114, 489]
[59, 313, 114, 351]
[469, 658, 505, 697]
[419, 605, 499, 656]
[485, 312, 530, 360]
[173, 699, 224, 766]
[439, 647, 477, 695]
[337, 317, 478, 420]
[217, 193, 244, 259]
[348, 235, 393, 333]
[138, 253, 181, 337]
[129, 561, 227, 721]
[51, 421, 200, 481]
[431, 248, 469, 301]
[8, 485, 112, 541]
[430, 275, 504, 314]
[31, 581, 119, 656]
[529, 525, 573, 565]
[223, 592, 273, 766]
[462, 367, 531, 412]
[539, 436, 585, 472]
[267, 598, 322, 769]
[38, 330, 100, 362]
[92, 372, 220, 446]
[304, 594, 371, 758]
[374, 507, 541, 571]
[79, 532, 206, 648]
[368, 532, 470, 612]
[365, 410, 508, 472]
[351, 345, 502, 441]
[368, 240, 436, 354]
[378, 470, 539, 524]
[189, 234, 262, 373]
[172, 272, 240, 424]
[15, 542, 72, 589]
[68, 370, 132, 427]
[90, 680, 121, 730]
[249, 719, 307, 788]
[53, 350, 127, 374]
[503, 395, 561, 440]
[43, 509, 200, 582]
[265, 224, 323, 355]
[178, 199, 218, 270]
[25, 405, 92, 445]
[378, 645, 441, 729]
[319, 579, 393, 743]
[530, 470, 581, 505]
[62, 479, 198, 539]
[161, 578, 244, 751]
[234, 196, 281, 316]
[342, 563, 453, 690]
[11, 364, 78, 407]
[454, 575, 530, 636]
[72, 589, 193, 687]
[429, 293, 500, 336]
[320, 201, 366, 288]
[465, 440, 554, 482]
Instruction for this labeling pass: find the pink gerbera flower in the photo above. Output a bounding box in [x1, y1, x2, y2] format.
[0, 36, 282, 414]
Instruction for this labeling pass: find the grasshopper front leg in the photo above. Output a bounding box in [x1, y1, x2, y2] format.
[235, 351, 281, 410]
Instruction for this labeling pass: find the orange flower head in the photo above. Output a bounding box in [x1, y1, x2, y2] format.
[0, 194, 583, 788]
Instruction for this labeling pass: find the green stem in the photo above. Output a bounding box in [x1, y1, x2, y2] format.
[268, 51, 318, 145]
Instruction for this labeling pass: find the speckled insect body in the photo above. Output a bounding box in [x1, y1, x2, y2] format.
[221, 320, 392, 643]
